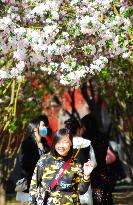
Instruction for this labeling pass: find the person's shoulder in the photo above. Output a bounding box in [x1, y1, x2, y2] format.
[39, 152, 52, 161]
[37, 152, 53, 167]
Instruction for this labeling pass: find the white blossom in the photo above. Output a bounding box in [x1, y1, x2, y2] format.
[0, 0, 131, 86]
[0, 70, 10, 78]
[122, 52, 132, 59]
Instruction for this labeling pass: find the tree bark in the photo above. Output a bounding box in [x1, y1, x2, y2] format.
[0, 184, 6, 205]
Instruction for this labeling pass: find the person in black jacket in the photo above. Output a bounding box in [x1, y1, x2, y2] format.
[81, 113, 114, 205]
[65, 117, 97, 205]
[18, 114, 52, 193]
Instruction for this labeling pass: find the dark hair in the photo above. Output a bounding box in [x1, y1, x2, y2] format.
[51, 128, 73, 157]
[37, 114, 49, 127]
[28, 114, 51, 137]
[64, 117, 81, 136]
[81, 113, 98, 140]
[28, 118, 40, 136]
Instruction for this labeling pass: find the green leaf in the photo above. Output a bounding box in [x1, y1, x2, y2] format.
[124, 8, 133, 18]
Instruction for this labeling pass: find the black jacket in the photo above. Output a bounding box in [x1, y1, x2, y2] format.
[19, 136, 50, 192]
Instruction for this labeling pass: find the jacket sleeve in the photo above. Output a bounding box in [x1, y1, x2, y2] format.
[73, 164, 91, 195]
[28, 164, 38, 204]
[29, 156, 46, 204]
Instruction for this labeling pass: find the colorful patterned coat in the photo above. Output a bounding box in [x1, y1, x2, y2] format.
[29, 153, 90, 205]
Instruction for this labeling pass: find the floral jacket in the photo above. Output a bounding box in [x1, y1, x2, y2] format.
[29, 153, 90, 205]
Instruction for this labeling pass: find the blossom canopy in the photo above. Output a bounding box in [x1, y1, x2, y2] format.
[0, 0, 132, 86]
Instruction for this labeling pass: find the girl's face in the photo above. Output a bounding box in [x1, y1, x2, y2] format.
[39, 120, 46, 128]
[55, 134, 72, 156]
[39, 121, 48, 137]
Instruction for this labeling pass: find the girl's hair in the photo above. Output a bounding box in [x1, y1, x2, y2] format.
[28, 118, 40, 136]
[64, 117, 81, 136]
[28, 114, 51, 137]
[37, 115, 49, 127]
[51, 128, 73, 157]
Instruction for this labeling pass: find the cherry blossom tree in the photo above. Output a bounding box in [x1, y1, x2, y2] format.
[0, 0, 132, 86]
[0, 0, 132, 203]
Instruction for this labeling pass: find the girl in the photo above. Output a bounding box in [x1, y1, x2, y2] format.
[29, 128, 95, 205]
[16, 115, 52, 204]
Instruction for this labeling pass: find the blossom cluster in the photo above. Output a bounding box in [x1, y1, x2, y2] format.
[0, 0, 132, 86]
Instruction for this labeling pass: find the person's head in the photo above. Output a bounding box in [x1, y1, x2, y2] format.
[28, 114, 51, 138]
[64, 117, 81, 137]
[81, 113, 98, 140]
[51, 128, 73, 157]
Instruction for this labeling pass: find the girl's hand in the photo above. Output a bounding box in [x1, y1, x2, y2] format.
[83, 159, 95, 180]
